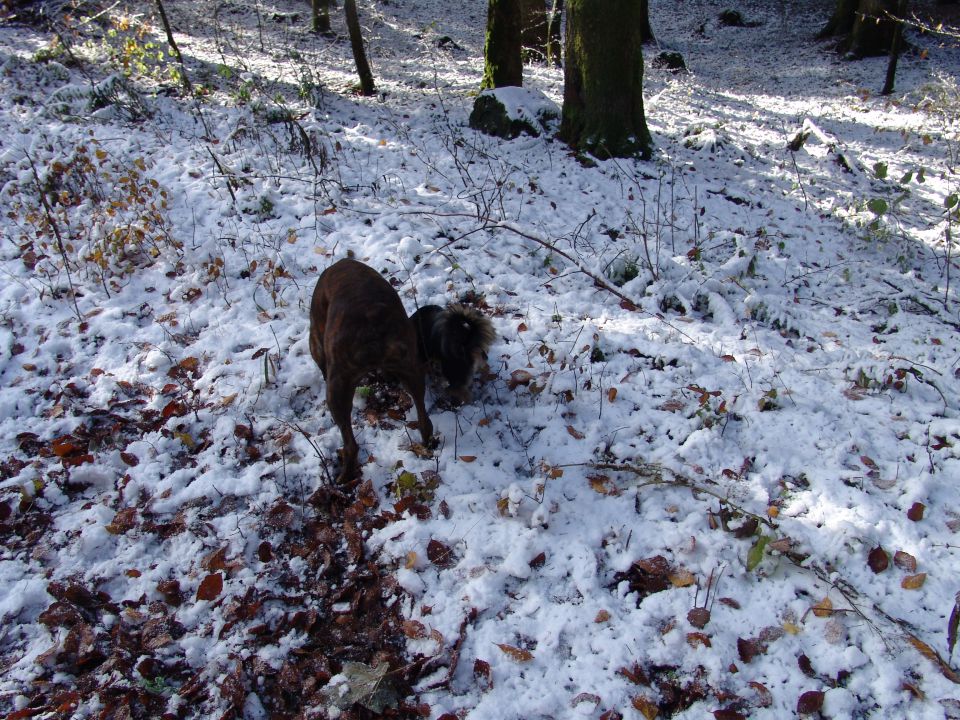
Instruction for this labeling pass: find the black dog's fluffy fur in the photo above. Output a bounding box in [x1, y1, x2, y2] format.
[410, 304, 495, 403]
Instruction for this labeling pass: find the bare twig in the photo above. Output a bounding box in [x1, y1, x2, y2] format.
[24, 152, 83, 322]
[154, 0, 193, 94]
[796, 559, 960, 685]
[561, 460, 779, 530]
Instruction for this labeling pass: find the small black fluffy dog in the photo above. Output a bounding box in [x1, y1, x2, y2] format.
[410, 304, 495, 403]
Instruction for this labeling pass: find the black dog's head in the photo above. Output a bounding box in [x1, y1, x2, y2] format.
[411, 304, 495, 403]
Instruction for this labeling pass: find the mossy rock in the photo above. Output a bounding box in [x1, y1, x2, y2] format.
[469, 87, 559, 140]
[718, 9, 760, 28]
[651, 51, 687, 73]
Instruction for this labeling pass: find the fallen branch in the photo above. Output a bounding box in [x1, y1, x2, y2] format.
[396, 210, 700, 344]
[584, 459, 960, 684]
[562, 460, 778, 530]
[796, 559, 960, 685]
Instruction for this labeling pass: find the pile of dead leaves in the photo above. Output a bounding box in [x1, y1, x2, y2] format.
[0, 384, 436, 719]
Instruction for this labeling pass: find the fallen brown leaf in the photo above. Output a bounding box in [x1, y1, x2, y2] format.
[196, 572, 223, 602]
[811, 597, 833, 618]
[496, 643, 534, 662]
[893, 551, 917, 573]
[901, 572, 927, 590]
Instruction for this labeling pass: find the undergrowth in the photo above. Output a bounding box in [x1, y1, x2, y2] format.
[5, 137, 179, 297]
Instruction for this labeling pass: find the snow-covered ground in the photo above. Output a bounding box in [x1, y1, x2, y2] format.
[2, 0, 960, 717]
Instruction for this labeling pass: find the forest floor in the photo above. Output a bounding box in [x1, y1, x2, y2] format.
[2, 0, 960, 718]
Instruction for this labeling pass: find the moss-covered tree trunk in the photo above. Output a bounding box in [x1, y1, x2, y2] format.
[480, 0, 522, 89]
[546, 0, 563, 67]
[559, 0, 652, 159]
[344, 0, 375, 95]
[819, 0, 899, 57]
[520, 0, 548, 63]
[640, 0, 654, 43]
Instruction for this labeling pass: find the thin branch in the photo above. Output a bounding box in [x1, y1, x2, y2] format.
[24, 152, 83, 322]
[394, 209, 701, 344]
[154, 0, 193, 94]
[561, 460, 779, 530]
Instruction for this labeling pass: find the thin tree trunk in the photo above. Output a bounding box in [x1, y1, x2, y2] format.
[881, 0, 907, 94]
[155, 0, 192, 94]
[344, 0, 375, 95]
[546, 0, 563, 67]
[481, 0, 522, 89]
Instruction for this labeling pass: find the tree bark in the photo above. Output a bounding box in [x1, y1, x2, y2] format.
[520, 0, 548, 63]
[312, 0, 331, 35]
[640, 0, 654, 43]
[819, 0, 899, 57]
[546, 0, 563, 67]
[559, 0, 652, 159]
[849, 0, 898, 56]
[344, 0, 375, 95]
[881, 0, 907, 94]
[818, 0, 858, 38]
[481, 0, 523, 89]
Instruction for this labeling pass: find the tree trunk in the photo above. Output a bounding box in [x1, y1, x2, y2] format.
[819, 0, 899, 57]
[546, 0, 563, 67]
[520, 0, 548, 63]
[640, 0, 654, 43]
[818, 0, 858, 38]
[559, 0, 652, 159]
[481, 0, 523, 89]
[154, 0, 192, 94]
[312, 0, 331, 34]
[344, 0, 375, 95]
[849, 0, 898, 56]
[881, 0, 907, 94]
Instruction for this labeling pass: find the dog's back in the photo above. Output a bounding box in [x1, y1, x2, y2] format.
[310, 258, 417, 380]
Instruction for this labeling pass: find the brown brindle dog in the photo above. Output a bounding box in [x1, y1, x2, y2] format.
[309, 258, 432, 483]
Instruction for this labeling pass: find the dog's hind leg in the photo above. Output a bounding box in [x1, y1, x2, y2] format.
[309, 287, 329, 379]
[326, 369, 360, 483]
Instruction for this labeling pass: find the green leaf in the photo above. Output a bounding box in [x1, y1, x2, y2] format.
[899, 170, 913, 185]
[746, 535, 770, 572]
[917, 167, 926, 183]
[866, 198, 888, 216]
[395, 471, 418, 495]
[873, 162, 888, 180]
[945, 194, 958, 210]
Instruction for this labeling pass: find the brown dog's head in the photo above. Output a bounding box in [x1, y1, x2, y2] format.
[411, 304, 495, 403]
